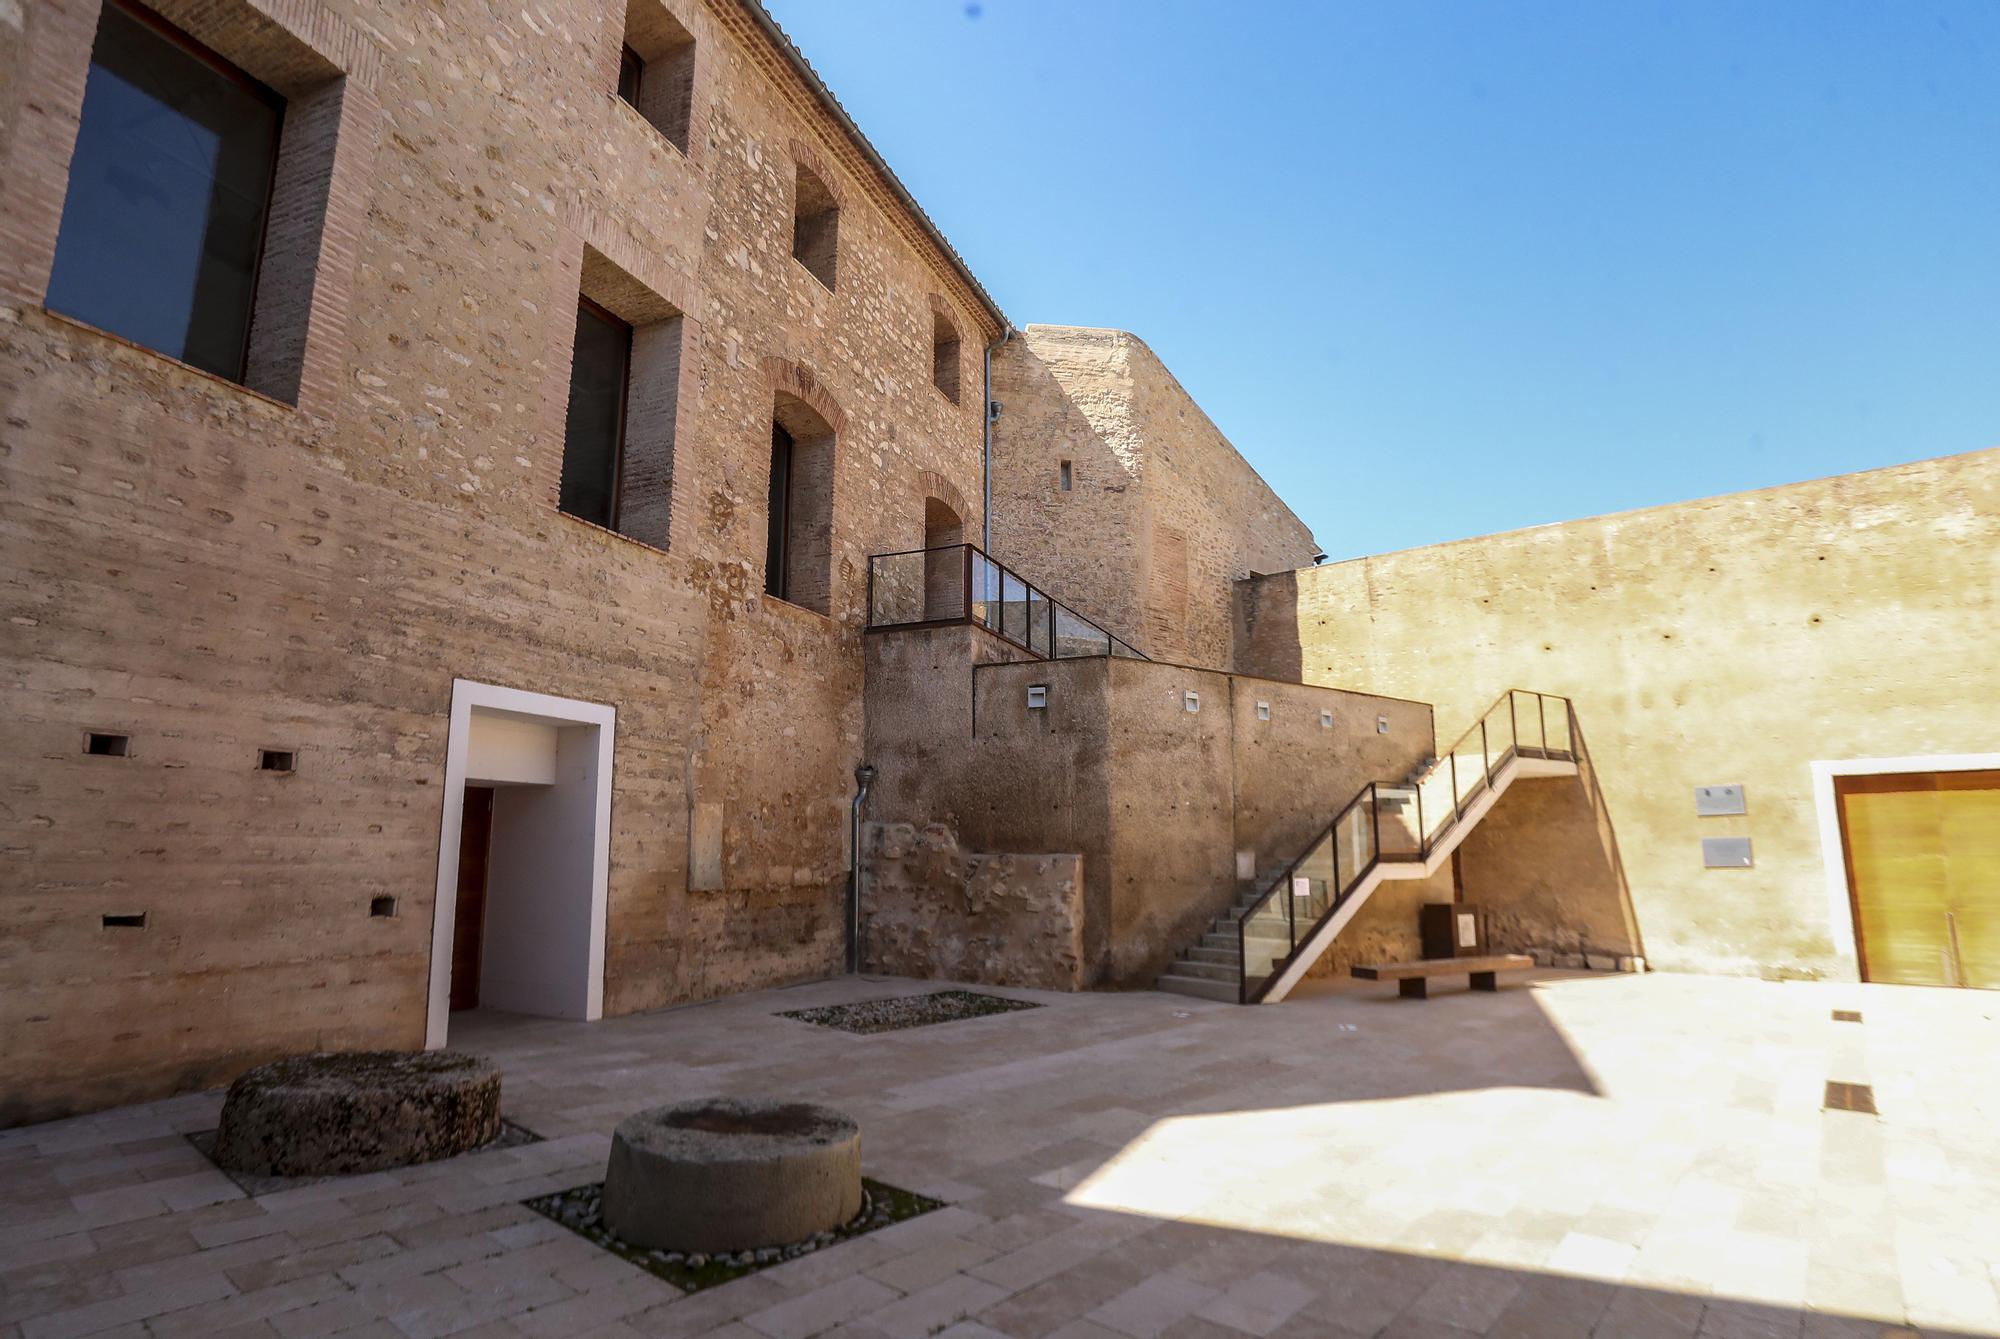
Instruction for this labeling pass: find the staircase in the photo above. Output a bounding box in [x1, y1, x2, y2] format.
[1156, 689, 1584, 1005]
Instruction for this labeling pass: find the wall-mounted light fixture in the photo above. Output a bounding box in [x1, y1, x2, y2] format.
[1320, 709, 1334, 728]
[1376, 715, 1389, 734]
[1255, 700, 1271, 721]
[1184, 691, 1200, 713]
[1026, 684, 1048, 709]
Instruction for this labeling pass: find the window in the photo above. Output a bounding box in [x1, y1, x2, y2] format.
[792, 164, 839, 289]
[1059, 460, 1073, 492]
[616, 0, 696, 154]
[766, 392, 837, 613]
[930, 305, 960, 402]
[45, 0, 283, 384]
[617, 45, 643, 106]
[559, 298, 632, 531]
[765, 424, 793, 601]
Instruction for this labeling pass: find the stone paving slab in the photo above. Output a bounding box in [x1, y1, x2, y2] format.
[1, 971, 1996, 1338]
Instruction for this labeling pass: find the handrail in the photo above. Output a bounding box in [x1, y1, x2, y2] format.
[1233, 688, 1581, 1002]
[864, 542, 1148, 662]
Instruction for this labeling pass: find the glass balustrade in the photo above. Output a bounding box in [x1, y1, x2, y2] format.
[867, 543, 1147, 663]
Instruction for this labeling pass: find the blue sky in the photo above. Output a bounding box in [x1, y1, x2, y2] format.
[765, 1, 2000, 560]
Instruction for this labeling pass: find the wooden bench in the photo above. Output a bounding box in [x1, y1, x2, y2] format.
[1351, 954, 1536, 999]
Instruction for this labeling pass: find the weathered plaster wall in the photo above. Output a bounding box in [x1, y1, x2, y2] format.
[1456, 776, 1645, 967]
[1235, 447, 2000, 981]
[861, 822, 1084, 992]
[990, 326, 1319, 669]
[0, 0, 1000, 1122]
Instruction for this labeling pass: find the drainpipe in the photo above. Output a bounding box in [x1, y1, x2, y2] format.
[847, 764, 876, 973]
[981, 326, 1013, 551]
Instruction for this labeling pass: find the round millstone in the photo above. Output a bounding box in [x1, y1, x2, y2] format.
[211, 1051, 501, 1177]
[602, 1098, 862, 1253]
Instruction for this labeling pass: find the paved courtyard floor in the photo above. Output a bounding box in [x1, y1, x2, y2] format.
[3, 969, 1997, 1339]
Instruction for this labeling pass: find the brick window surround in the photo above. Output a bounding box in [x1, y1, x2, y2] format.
[929, 296, 961, 404]
[789, 142, 841, 292]
[0, 0, 382, 416]
[765, 356, 845, 616]
[537, 210, 702, 555]
[613, 0, 698, 157]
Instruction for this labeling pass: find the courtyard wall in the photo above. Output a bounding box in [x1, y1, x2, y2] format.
[1234, 447, 2000, 981]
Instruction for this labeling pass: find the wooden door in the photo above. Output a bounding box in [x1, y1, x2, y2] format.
[1837, 770, 2000, 989]
[451, 786, 494, 1011]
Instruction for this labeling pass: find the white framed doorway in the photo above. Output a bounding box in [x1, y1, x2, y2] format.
[1810, 752, 2000, 985]
[427, 679, 617, 1048]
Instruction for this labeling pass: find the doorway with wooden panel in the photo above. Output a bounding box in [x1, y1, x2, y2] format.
[1835, 769, 2000, 989]
[450, 786, 494, 1011]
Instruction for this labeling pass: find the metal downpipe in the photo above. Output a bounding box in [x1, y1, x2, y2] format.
[847, 764, 876, 973]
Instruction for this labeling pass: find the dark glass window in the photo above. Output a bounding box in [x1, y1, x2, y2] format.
[765, 424, 793, 599]
[617, 45, 644, 107]
[45, 0, 283, 383]
[559, 299, 632, 530]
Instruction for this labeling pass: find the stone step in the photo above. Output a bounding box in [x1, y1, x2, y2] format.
[1155, 974, 1238, 1003]
[1169, 958, 1236, 983]
[1183, 945, 1237, 966]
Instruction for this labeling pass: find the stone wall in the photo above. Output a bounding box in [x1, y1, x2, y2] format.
[1235, 446, 2000, 981]
[862, 625, 1434, 987]
[861, 822, 1084, 992]
[990, 326, 1320, 670]
[0, 0, 1001, 1122]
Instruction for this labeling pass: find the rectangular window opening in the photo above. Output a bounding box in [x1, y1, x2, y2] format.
[370, 896, 398, 918]
[45, 0, 286, 386]
[259, 749, 295, 772]
[1059, 460, 1073, 492]
[86, 732, 131, 757]
[558, 296, 633, 532]
[617, 3, 695, 153]
[102, 913, 147, 928]
[792, 165, 839, 289]
[616, 44, 643, 106]
[765, 422, 793, 601]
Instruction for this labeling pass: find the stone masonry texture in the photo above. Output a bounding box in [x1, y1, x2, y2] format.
[0, 0, 1001, 1124]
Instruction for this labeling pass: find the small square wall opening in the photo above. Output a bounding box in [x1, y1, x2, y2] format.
[1059, 460, 1072, 492]
[370, 896, 397, 918]
[1255, 700, 1271, 721]
[1026, 684, 1048, 709]
[1184, 690, 1200, 713]
[86, 732, 130, 757]
[260, 749, 296, 772]
[102, 913, 146, 928]
[1320, 709, 1334, 728]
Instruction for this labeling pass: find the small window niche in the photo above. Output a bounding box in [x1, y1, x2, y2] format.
[85, 731, 130, 757]
[259, 749, 296, 773]
[616, 0, 696, 155]
[102, 913, 147, 928]
[370, 896, 398, 918]
[1059, 459, 1073, 492]
[792, 162, 839, 290]
[930, 301, 961, 403]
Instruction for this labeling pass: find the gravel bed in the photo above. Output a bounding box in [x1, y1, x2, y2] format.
[777, 989, 1041, 1035]
[522, 1178, 943, 1293]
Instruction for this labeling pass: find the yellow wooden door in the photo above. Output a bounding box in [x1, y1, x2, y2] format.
[1838, 771, 2000, 989]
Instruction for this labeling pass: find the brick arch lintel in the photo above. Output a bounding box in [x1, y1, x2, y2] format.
[764, 355, 845, 437]
[915, 468, 970, 529]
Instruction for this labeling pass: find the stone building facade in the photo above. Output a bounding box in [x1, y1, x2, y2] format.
[990, 326, 1321, 669]
[0, 0, 1003, 1123]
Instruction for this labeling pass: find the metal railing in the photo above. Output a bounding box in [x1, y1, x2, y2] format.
[1234, 690, 1578, 1002]
[865, 543, 1147, 661]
